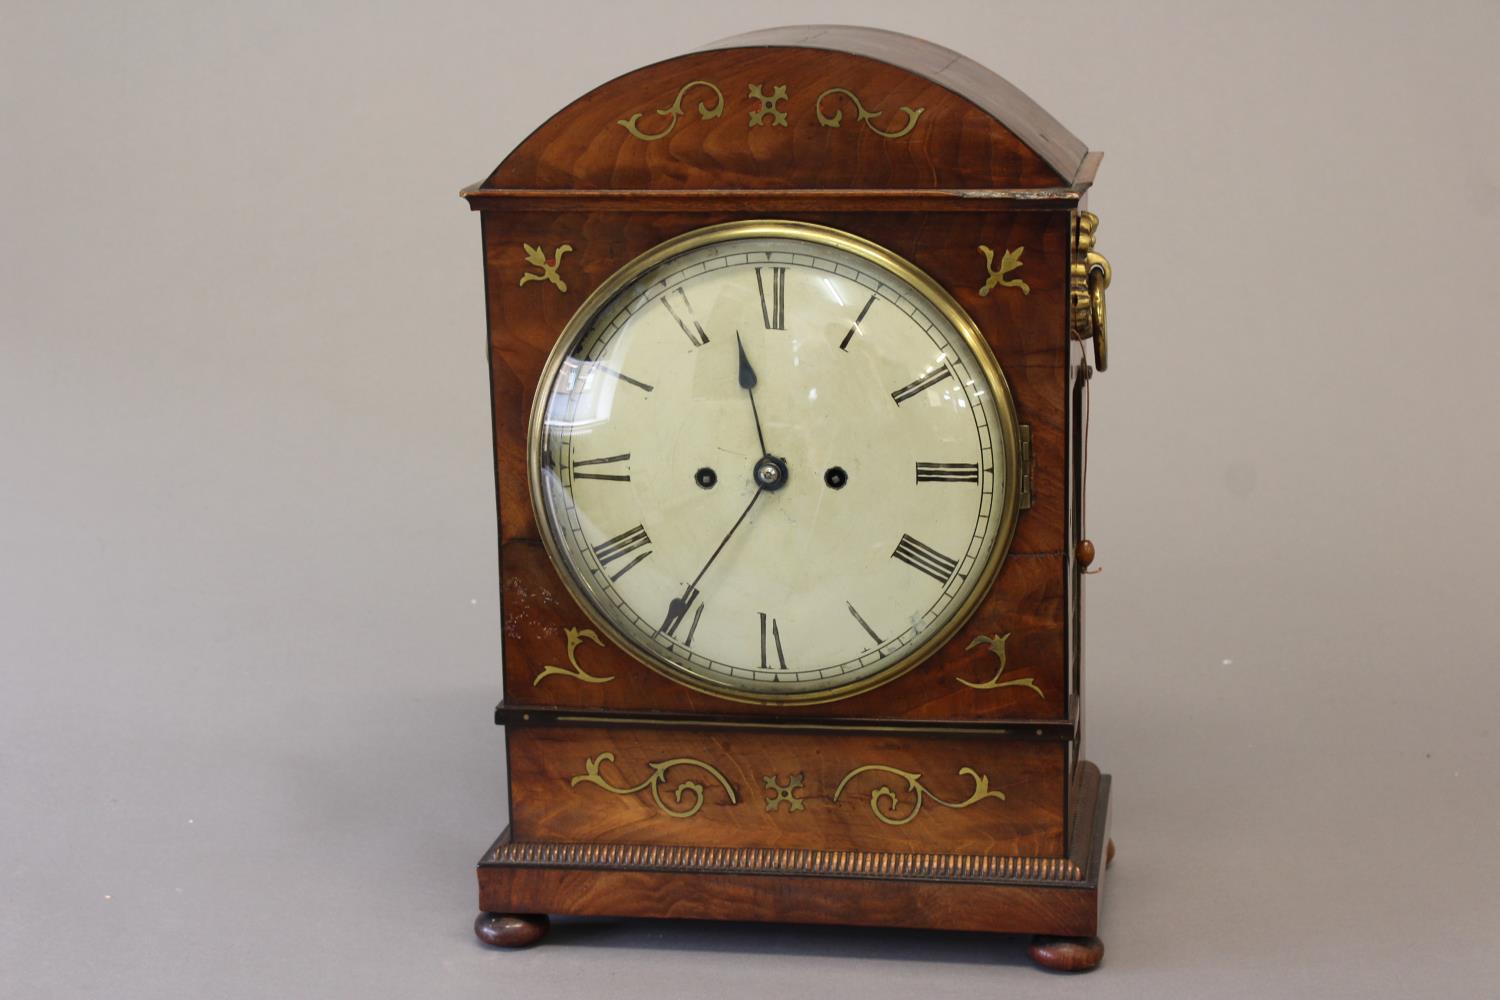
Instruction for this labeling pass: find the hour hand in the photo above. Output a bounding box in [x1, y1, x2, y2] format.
[736, 331, 757, 389]
[735, 331, 768, 455]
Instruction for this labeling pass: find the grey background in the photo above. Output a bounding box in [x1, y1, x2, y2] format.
[4, 1, 1498, 996]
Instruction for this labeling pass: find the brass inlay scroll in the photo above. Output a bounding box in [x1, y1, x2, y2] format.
[747, 84, 788, 127]
[569, 752, 738, 819]
[979, 246, 1030, 297]
[617, 80, 725, 141]
[531, 626, 613, 687]
[814, 88, 924, 139]
[833, 764, 1006, 826]
[956, 633, 1043, 697]
[519, 243, 572, 293]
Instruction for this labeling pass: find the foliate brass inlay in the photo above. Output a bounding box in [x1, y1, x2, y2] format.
[747, 84, 788, 127]
[531, 626, 613, 687]
[569, 752, 738, 819]
[956, 633, 1043, 697]
[762, 773, 805, 812]
[617, 80, 725, 141]
[518, 243, 572, 293]
[833, 764, 1007, 826]
[814, 88, 924, 139]
[978, 245, 1030, 297]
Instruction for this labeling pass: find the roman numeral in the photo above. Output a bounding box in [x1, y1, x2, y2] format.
[759, 612, 787, 669]
[662, 287, 709, 347]
[572, 453, 631, 482]
[839, 294, 876, 351]
[660, 585, 700, 637]
[593, 363, 654, 393]
[685, 604, 704, 647]
[915, 461, 979, 483]
[755, 267, 786, 330]
[846, 602, 882, 645]
[891, 534, 959, 584]
[592, 524, 652, 580]
[891, 366, 953, 405]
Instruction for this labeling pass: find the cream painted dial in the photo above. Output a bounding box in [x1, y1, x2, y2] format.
[529, 222, 1021, 703]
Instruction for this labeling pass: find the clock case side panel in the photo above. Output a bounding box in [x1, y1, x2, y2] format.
[1068, 336, 1090, 765]
[1064, 197, 1098, 766]
[479, 205, 1075, 724]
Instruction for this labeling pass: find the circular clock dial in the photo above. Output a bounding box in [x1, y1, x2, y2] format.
[529, 222, 1020, 703]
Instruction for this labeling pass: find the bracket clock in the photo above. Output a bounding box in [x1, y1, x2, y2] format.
[462, 25, 1116, 972]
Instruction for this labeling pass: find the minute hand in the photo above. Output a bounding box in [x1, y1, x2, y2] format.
[659, 486, 764, 635]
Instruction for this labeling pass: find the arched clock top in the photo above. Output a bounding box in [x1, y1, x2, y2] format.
[470, 26, 1095, 195]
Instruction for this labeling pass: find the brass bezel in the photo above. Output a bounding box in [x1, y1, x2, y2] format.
[525, 220, 1023, 705]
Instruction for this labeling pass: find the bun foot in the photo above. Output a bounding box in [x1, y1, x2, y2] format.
[1028, 934, 1104, 972]
[1107, 838, 1116, 868]
[475, 912, 550, 948]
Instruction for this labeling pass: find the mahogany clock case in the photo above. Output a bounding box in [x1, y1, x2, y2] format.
[463, 26, 1113, 967]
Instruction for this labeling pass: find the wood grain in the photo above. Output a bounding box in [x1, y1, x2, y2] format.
[506, 725, 1066, 856]
[477, 768, 1109, 938]
[482, 865, 1098, 937]
[483, 207, 1073, 720]
[502, 541, 1067, 720]
[477, 40, 1080, 193]
[700, 26, 1090, 182]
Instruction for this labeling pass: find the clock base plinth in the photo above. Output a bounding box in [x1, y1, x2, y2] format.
[477, 766, 1110, 964]
[474, 911, 550, 948]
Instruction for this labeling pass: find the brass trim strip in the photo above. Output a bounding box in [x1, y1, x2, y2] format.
[498, 709, 1076, 741]
[1018, 425, 1034, 510]
[486, 839, 1084, 884]
[460, 187, 1085, 211]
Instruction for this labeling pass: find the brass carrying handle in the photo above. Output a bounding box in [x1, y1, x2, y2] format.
[1086, 256, 1109, 372]
[1072, 214, 1111, 373]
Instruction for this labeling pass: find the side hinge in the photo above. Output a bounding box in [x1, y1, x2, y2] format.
[1018, 424, 1034, 510]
